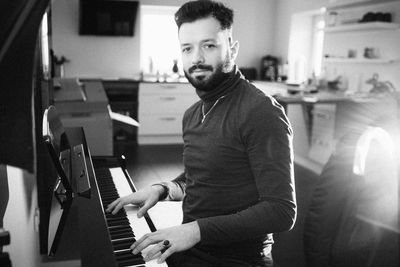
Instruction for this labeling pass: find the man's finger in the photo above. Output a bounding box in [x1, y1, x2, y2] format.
[137, 202, 152, 218]
[143, 242, 164, 261]
[157, 247, 173, 264]
[131, 234, 160, 254]
[106, 199, 118, 212]
[112, 201, 124, 215]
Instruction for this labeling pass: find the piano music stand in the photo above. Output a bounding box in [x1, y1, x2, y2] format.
[42, 106, 74, 257]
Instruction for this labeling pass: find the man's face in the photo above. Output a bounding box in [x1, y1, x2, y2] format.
[178, 17, 236, 91]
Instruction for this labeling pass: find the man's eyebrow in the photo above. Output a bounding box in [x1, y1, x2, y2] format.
[180, 39, 217, 47]
[201, 39, 217, 43]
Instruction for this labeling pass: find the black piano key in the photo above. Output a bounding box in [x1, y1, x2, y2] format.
[101, 195, 120, 202]
[112, 237, 136, 245]
[106, 212, 126, 219]
[112, 239, 136, 251]
[107, 219, 130, 227]
[109, 227, 134, 235]
[110, 232, 135, 240]
[109, 224, 132, 231]
[108, 222, 130, 230]
[100, 191, 119, 197]
[118, 260, 145, 267]
[113, 240, 134, 251]
[99, 189, 119, 195]
[107, 216, 129, 222]
[110, 233, 134, 240]
[115, 249, 144, 261]
[115, 254, 145, 264]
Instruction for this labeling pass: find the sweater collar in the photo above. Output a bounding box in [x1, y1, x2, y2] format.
[195, 65, 243, 103]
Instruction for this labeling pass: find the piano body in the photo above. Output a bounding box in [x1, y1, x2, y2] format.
[0, 0, 179, 265]
[44, 106, 171, 267]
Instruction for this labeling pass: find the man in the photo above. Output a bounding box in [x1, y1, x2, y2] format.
[107, 1, 296, 266]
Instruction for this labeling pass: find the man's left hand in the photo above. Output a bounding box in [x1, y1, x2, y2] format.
[131, 221, 201, 263]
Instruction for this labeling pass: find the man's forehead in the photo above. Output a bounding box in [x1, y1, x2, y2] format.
[178, 17, 229, 44]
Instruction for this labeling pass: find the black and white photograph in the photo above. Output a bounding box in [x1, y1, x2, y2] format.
[1, 0, 399, 266]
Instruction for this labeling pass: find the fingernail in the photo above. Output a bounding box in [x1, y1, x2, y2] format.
[132, 249, 138, 255]
[157, 258, 163, 263]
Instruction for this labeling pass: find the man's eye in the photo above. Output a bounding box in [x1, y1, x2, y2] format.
[182, 47, 191, 53]
[204, 44, 216, 49]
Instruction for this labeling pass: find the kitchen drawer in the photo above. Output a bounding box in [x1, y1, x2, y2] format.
[139, 94, 198, 115]
[308, 136, 335, 165]
[140, 82, 195, 95]
[139, 114, 183, 135]
[311, 104, 336, 127]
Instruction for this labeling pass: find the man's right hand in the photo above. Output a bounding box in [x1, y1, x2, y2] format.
[106, 185, 166, 218]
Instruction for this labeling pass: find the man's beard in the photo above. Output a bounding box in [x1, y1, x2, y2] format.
[184, 55, 233, 92]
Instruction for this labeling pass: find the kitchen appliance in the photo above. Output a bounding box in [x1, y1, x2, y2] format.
[261, 55, 279, 81]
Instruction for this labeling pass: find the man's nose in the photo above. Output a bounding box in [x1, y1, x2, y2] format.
[192, 48, 204, 65]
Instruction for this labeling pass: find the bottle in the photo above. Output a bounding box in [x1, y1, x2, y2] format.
[148, 57, 154, 74]
[172, 59, 179, 74]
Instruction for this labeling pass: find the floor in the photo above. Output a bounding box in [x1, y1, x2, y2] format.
[119, 144, 320, 267]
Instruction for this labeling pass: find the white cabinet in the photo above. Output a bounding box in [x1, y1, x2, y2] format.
[138, 82, 198, 144]
[308, 104, 337, 165]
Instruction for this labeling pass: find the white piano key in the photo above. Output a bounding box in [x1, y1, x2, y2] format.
[110, 167, 134, 197]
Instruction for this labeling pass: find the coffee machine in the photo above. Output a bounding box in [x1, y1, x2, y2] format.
[260, 55, 279, 81]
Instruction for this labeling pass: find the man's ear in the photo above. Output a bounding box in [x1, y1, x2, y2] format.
[230, 40, 239, 61]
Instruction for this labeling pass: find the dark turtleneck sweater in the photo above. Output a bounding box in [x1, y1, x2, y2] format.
[172, 66, 296, 263]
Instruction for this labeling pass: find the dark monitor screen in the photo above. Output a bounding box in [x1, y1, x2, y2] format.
[79, 0, 139, 36]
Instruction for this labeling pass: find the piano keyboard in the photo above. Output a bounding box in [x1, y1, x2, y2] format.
[95, 167, 168, 267]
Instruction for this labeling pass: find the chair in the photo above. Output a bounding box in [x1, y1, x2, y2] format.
[304, 126, 399, 267]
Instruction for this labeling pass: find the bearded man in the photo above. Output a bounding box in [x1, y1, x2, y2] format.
[107, 1, 296, 266]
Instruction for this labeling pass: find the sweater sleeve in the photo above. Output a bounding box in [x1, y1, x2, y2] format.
[163, 171, 186, 201]
[196, 96, 297, 245]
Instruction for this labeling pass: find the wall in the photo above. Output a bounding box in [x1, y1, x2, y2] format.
[3, 166, 41, 267]
[273, 0, 400, 89]
[272, 0, 400, 61]
[52, 0, 277, 79]
[272, 0, 330, 61]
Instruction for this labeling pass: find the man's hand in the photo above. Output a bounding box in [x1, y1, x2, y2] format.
[131, 221, 201, 263]
[106, 185, 165, 217]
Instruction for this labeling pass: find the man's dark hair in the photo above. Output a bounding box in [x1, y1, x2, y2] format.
[175, 0, 234, 30]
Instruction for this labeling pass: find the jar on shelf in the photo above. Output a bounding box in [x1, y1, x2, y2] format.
[327, 11, 338, 27]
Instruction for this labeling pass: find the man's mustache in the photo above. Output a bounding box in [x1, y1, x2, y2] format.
[188, 64, 213, 73]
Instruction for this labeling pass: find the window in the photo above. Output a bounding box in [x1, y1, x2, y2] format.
[287, 9, 325, 84]
[311, 15, 325, 77]
[140, 5, 182, 76]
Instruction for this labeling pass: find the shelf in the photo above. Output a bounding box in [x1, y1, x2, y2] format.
[323, 58, 399, 64]
[326, 0, 398, 10]
[324, 22, 400, 32]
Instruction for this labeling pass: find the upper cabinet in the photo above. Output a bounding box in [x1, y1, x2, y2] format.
[322, 0, 400, 93]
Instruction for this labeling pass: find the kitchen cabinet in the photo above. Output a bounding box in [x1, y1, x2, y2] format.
[54, 79, 114, 156]
[102, 80, 139, 154]
[138, 82, 198, 144]
[293, 0, 400, 172]
[277, 92, 398, 174]
[308, 104, 337, 164]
